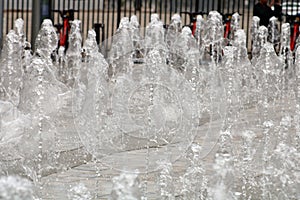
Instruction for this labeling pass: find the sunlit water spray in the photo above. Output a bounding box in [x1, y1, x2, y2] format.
[0, 11, 299, 199]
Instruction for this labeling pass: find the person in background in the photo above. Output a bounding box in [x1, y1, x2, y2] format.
[254, 0, 282, 27]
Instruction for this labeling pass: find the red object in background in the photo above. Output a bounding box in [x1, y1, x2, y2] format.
[52, 9, 77, 49]
[180, 11, 207, 36]
[224, 21, 231, 39]
[192, 21, 197, 35]
[59, 18, 69, 47]
[290, 18, 300, 51]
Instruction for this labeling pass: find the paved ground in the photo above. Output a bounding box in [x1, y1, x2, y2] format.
[36, 95, 298, 199]
[0, 85, 297, 199]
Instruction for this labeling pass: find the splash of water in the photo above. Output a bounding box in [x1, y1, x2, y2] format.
[0, 176, 33, 200]
[295, 47, 300, 151]
[145, 14, 166, 55]
[181, 144, 207, 199]
[68, 183, 92, 200]
[130, 15, 144, 64]
[230, 12, 241, 41]
[108, 17, 133, 78]
[0, 29, 23, 105]
[65, 20, 82, 87]
[251, 16, 260, 59]
[252, 26, 268, 65]
[157, 160, 174, 199]
[0, 12, 299, 200]
[111, 172, 141, 200]
[166, 14, 182, 49]
[169, 26, 198, 72]
[194, 15, 206, 60]
[268, 17, 280, 48]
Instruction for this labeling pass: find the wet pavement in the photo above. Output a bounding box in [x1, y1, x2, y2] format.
[38, 96, 297, 199]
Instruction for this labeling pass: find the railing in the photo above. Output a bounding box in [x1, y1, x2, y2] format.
[0, 0, 32, 46]
[1, 0, 300, 51]
[49, 0, 255, 48]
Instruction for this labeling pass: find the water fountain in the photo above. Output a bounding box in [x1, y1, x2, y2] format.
[268, 17, 280, 48]
[0, 10, 299, 199]
[251, 16, 260, 59]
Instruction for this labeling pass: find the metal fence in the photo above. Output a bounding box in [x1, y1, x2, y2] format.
[1, 0, 300, 50]
[0, 0, 32, 46]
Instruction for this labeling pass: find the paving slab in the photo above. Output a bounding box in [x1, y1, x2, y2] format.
[37, 96, 298, 199]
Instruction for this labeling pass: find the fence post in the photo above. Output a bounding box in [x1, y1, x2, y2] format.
[49, 0, 53, 21]
[217, 0, 222, 13]
[31, 0, 51, 49]
[117, 0, 121, 28]
[31, 0, 41, 49]
[195, 0, 199, 12]
[0, 0, 3, 47]
[41, 0, 51, 21]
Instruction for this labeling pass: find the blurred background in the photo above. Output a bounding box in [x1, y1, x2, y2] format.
[0, 0, 299, 51]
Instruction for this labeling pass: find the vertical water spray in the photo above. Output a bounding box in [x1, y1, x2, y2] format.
[257, 26, 268, 53]
[14, 18, 32, 78]
[251, 16, 260, 59]
[142, 36, 168, 192]
[239, 130, 256, 199]
[18, 19, 68, 189]
[252, 26, 268, 68]
[181, 144, 206, 199]
[280, 23, 295, 102]
[254, 44, 282, 198]
[268, 17, 280, 50]
[14, 18, 25, 46]
[287, 47, 300, 199]
[166, 14, 182, 66]
[145, 14, 166, 56]
[157, 160, 174, 199]
[81, 29, 107, 198]
[175, 26, 203, 125]
[145, 13, 160, 40]
[279, 23, 293, 75]
[20, 18, 56, 189]
[0, 21, 33, 179]
[130, 15, 144, 64]
[143, 63, 155, 199]
[230, 12, 241, 41]
[295, 47, 300, 151]
[108, 17, 133, 79]
[22, 42, 32, 74]
[218, 44, 235, 157]
[204, 11, 224, 64]
[66, 20, 82, 87]
[72, 24, 110, 200]
[232, 29, 252, 107]
[259, 43, 277, 199]
[221, 46, 237, 132]
[57, 46, 67, 83]
[166, 14, 182, 49]
[208, 46, 236, 200]
[209, 145, 235, 200]
[273, 115, 295, 197]
[278, 23, 293, 141]
[0, 29, 23, 106]
[82, 29, 108, 80]
[252, 26, 272, 104]
[82, 29, 98, 83]
[194, 15, 206, 60]
[169, 26, 198, 72]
